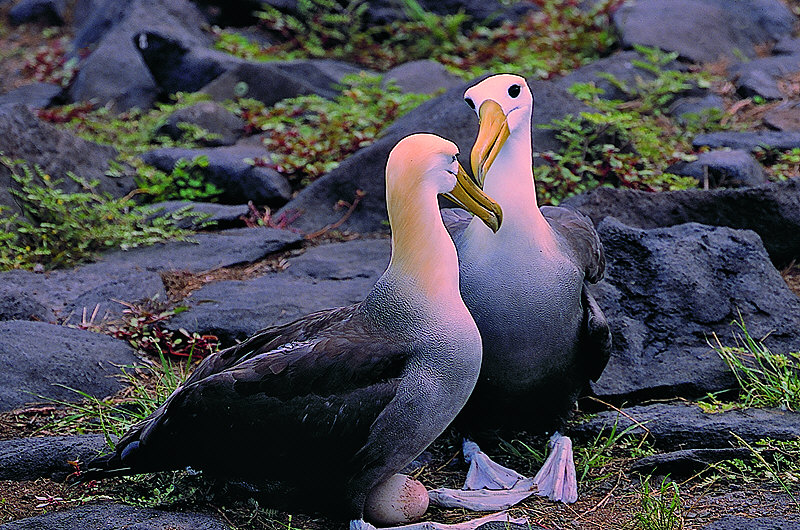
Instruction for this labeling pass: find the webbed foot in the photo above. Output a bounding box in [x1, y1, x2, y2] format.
[427, 440, 536, 511]
[352, 510, 527, 529]
[533, 432, 577, 504]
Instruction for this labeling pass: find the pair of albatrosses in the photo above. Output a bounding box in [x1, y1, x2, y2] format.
[79, 74, 610, 528]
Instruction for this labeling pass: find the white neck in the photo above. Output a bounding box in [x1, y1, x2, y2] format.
[473, 126, 556, 248]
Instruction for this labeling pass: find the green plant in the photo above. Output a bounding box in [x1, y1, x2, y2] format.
[575, 415, 648, 482]
[0, 157, 197, 271]
[240, 73, 430, 185]
[44, 343, 194, 447]
[535, 47, 721, 203]
[711, 318, 800, 411]
[40, 93, 216, 160]
[217, 0, 619, 76]
[634, 476, 683, 530]
[754, 147, 800, 181]
[133, 156, 223, 203]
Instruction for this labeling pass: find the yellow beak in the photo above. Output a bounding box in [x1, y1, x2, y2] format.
[470, 100, 510, 187]
[443, 163, 503, 233]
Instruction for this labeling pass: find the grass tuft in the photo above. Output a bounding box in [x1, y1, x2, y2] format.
[634, 476, 683, 530]
[711, 318, 800, 411]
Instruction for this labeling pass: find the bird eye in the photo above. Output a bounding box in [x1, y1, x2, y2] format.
[508, 84, 521, 98]
[464, 97, 475, 109]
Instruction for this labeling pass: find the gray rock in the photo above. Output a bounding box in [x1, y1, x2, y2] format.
[277, 78, 590, 234]
[143, 201, 250, 230]
[667, 150, 766, 188]
[591, 219, 800, 402]
[200, 59, 366, 106]
[0, 264, 166, 324]
[68, 0, 210, 111]
[96, 227, 302, 274]
[730, 54, 800, 100]
[166, 238, 390, 344]
[561, 179, 800, 266]
[693, 131, 800, 152]
[555, 50, 683, 101]
[612, 0, 795, 63]
[0, 502, 230, 530]
[764, 101, 800, 131]
[668, 94, 725, 124]
[0, 321, 139, 412]
[0, 285, 55, 322]
[569, 403, 800, 450]
[383, 60, 464, 95]
[631, 448, 754, 477]
[133, 32, 239, 96]
[8, 0, 66, 25]
[0, 435, 108, 481]
[774, 37, 800, 56]
[0, 104, 134, 217]
[701, 516, 800, 530]
[157, 101, 244, 147]
[0, 83, 62, 109]
[140, 145, 292, 207]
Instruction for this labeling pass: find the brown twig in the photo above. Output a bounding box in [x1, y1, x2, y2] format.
[304, 189, 366, 240]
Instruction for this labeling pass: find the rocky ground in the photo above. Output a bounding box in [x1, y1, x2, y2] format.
[0, 0, 800, 528]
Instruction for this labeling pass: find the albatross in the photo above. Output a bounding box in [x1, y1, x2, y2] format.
[433, 74, 612, 507]
[78, 134, 513, 530]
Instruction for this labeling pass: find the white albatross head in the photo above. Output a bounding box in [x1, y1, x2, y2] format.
[463, 74, 533, 186]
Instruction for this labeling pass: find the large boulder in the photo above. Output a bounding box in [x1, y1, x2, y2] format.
[156, 101, 244, 147]
[591, 219, 800, 403]
[0, 104, 134, 217]
[8, 0, 66, 26]
[0, 321, 139, 412]
[166, 238, 391, 344]
[68, 0, 210, 110]
[199, 59, 367, 105]
[277, 78, 590, 234]
[612, 0, 795, 63]
[0, 228, 301, 324]
[561, 179, 800, 266]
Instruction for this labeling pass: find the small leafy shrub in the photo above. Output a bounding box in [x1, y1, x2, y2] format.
[40, 93, 215, 159]
[93, 303, 219, 361]
[711, 319, 800, 411]
[634, 476, 683, 530]
[0, 158, 195, 271]
[133, 156, 223, 203]
[754, 147, 800, 181]
[240, 74, 430, 185]
[21, 36, 78, 87]
[535, 47, 717, 203]
[218, 0, 619, 76]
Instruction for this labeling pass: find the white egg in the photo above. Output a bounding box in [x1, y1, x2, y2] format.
[364, 473, 429, 525]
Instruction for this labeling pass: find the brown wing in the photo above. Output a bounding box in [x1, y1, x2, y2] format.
[542, 205, 611, 382]
[84, 306, 410, 482]
[541, 205, 605, 283]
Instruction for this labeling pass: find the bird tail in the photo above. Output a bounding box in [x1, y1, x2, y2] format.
[71, 437, 145, 483]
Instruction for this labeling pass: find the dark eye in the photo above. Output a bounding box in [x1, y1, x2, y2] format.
[508, 84, 521, 98]
[464, 97, 475, 109]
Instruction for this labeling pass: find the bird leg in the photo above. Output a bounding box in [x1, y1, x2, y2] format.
[427, 440, 536, 511]
[533, 432, 577, 504]
[350, 511, 527, 530]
